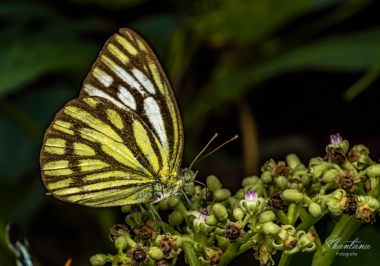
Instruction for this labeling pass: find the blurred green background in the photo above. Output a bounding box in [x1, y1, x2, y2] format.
[1, 0, 380, 265]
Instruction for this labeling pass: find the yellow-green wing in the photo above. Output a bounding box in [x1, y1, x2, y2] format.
[79, 28, 184, 175]
[40, 96, 169, 207]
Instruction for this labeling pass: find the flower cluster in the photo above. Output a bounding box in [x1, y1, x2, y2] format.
[90, 134, 380, 266]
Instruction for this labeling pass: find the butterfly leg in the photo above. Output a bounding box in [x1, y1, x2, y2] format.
[149, 203, 167, 236]
[181, 189, 200, 212]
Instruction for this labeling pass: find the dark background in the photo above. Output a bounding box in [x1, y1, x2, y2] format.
[1, 0, 380, 265]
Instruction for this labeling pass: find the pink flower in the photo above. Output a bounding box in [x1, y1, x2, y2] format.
[245, 190, 258, 202]
[330, 133, 342, 144]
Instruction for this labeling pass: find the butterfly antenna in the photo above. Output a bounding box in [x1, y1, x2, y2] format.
[189, 133, 218, 170]
[194, 135, 239, 166]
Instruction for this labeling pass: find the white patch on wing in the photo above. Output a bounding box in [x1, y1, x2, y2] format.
[101, 56, 146, 96]
[144, 97, 166, 148]
[83, 84, 125, 108]
[93, 68, 113, 87]
[132, 68, 155, 94]
[118, 86, 136, 110]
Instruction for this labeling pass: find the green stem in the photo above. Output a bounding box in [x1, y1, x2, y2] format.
[300, 208, 323, 253]
[318, 217, 362, 266]
[278, 251, 293, 266]
[199, 233, 207, 249]
[296, 209, 328, 232]
[182, 242, 201, 266]
[272, 209, 289, 224]
[242, 213, 252, 227]
[218, 242, 241, 266]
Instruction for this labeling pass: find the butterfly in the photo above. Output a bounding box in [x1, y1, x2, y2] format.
[40, 28, 197, 207]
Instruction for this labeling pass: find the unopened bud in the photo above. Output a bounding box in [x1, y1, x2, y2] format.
[159, 199, 170, 210]
[242, 176, 260, 187]
[212, 203, 228, 222]
[114, 236, 127, 250]
[301, 174, 311, 187]
[258, 211, 276, 224]
[234, 188, 245, 200]
[286, 154, 301, 169]
[214, 189, 231, 202]
[282, 189, 303, 203]
[233, 208, 245, 222]
[168, 210, 184, 226]
[323, 169, 338, 183]
[308, 202, 322, 217]
[261, 222, 280, 236]
[276, 176, 288, 190]
[183, 181, 195, 195]
[90, 254, 108, 266]
[207, 175, 223, 191]
[205, 215, 218, 226]
[261, 171, 273, 184]
[366, 164, 380, 178]
[121, 205, 132, 213]
[148, 247, 164, 260]
[168, 195, 181, 208]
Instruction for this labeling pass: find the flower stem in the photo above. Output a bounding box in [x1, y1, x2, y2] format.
[218, 242, 241, 266]
[182, 242, 201, 266]
[318, 216, 361, 266]
[278, 252, 293, 266]
[272, 209, 289, 224]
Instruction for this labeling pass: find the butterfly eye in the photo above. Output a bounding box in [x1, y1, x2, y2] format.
[183, 170, 195, 183]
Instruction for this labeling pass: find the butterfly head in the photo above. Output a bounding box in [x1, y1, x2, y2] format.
[182, 168, 198, 183]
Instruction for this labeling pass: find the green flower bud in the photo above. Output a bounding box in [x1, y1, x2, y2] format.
[261, 222, 280, 236]
[276, 176, 288, 190]
[308, 202, 322, 217]
[216, 235, 230, 251]
[154, 235, 164, 246]
[309, 157, 331, 180]
[242, 176, 260, 187]
[168, 195, 181, 208]
[201, 188, 214, 202]
[366, 164, 380, 178]
[261, 159, 277, 172]
[310, 181, 322, 192]
[322, 169, 338, 183]
[214, 189, 231, 202]
[121, 205, 132, 213]
[90, 254, 108, 266]
[294, 163, 306, 172]
[205, 215, 218, 226]
[286, 154, 301, 169]
[207, 175, 223, 191]
[261, 171, 273, 184]
[301, 174, 311, 187]
[234, 188, 245, 200]
[159, 199, 170, 210]
[213, 203, 228, 221]
[188, 215, 196, 226]
[233, 208, 245, 222]
[258, 211, 276, 224]
[125, 214, 137, 228]
[148, 247, 164, 260]
[214, 227, 225, 236]
[183, 181, 195, 195]
[114, 236, 127, 251]
[175, 235, 183, 248]
[282, 189, 303, 203]
[168, 210, 184, 226]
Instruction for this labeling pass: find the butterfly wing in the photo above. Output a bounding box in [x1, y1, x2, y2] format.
[40, 96, 170, 207]
[79, 28, 184, 174]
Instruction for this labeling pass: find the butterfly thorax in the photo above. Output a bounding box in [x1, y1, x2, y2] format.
[151, 168, 196, 203]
